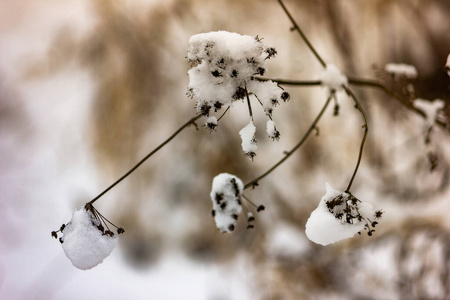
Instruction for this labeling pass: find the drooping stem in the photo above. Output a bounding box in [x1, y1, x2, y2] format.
[244, 94, 333, 189]
[343, 86, 368, 193]
[245, 87, 254, 121]
[277, 0, 327, 68]
[88, 114, 202, 205]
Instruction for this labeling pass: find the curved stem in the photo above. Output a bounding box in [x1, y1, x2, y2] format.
[343, 86, 368, 193]
[277, 0, 327, 68]
[88, 114, 202, 205]
[244, 94, 333, 189]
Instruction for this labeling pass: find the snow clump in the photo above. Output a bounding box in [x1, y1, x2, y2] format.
[186, 31, 288, 117]
[61, 207, 119, 270]
[210, 173, 244, 233]
[385, 63, 418, 79]
[413, 98, 445, 126]
[305, 183, 381, 246]
[239, 121, 257, 159]
[266, 120, 280, 141]
[319, 64, 348, 91]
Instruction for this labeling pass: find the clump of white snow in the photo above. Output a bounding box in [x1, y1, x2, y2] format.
[61, 207, 119, 270]
[413, 98, 445, 125]
[446, 54, 450, 77]
[385, 63, 418, 79]
[204, 116, 218, 132]
[319, 64, 348, 91]
[266, 120, 280, 141]
[187, 31, 287, 117]
[239, 121, 257, 159]
[210, 173, 244, 233]
[305, 183, 379, 246]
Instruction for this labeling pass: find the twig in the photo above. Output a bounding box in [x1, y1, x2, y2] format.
[245, 87, 254, 121]
[343, 86, 368, 193]
[244, 94, 333, 189]
[88, 114, 202, 205]
[277, 0, 327, 68]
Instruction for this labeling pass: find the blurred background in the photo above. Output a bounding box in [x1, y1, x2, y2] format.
[1, 0, 450, 299]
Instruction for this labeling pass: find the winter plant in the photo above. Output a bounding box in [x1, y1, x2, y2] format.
[52, 0, 449, 269]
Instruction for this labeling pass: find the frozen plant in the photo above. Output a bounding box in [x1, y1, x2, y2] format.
[385, 63, 418, 79]
[52, 204, 124, 270]
[239, 121, 258, 159]
[210, 173, 264, 233]
[305, 183, 382, 246]
[187, 31, 289, 158]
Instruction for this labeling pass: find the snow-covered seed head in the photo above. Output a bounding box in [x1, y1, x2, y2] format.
[266, 120, 280, 141]
[204, 116, 218, 132]
[52, 204, 124, 270]
[239, 121, 257, 160]
[187, 31, 285, 117]
[210, 173, 244, 233]
[305, 183, 380, 246]
[319, 64, 348, 92]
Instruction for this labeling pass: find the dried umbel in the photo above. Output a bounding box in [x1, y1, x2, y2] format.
[210, 173, 264, 233]
[51, 204, 124, 270]
[305, 183, 382, 246]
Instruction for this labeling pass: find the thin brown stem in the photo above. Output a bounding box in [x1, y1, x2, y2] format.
[244, 94, 333, 189]
[254, 76, 322, 86]
[88, 114, 202, 205]
[343, 86, 368, 193]
[245, 87, 254, 121]
[277, 0, 327, 68]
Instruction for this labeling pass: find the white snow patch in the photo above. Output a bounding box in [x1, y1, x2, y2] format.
[305, 183, 375, 246]
[239, 121, 257, 156]
[413, 98, 445, 125]
[266, 119, 280, 141]
[61, 207, 118, 270]
[385, 63, 418, 79]
[319, 64, 348, 91]
[210, 173, 244, 233]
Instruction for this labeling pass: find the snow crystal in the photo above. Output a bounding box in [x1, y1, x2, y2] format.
[319, 64, 348, 91]
[305, 183, 375, 246]
[385, 63, 418, 79]
[210, 173, 244, 233]
[413, 98, 445, 125]
[266, 120, 280, 141]
[187, 31, 286, 117]
[446, 54, 450, 77]
[61, 207, 118, 270]
[239, 121, 257, 158]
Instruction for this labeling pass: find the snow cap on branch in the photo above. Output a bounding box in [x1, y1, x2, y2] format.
[319, 64, 348, 91]
[385, 63, 418, 79]
[305, 183, 377, 246]
[210, 173, 244, 233]
[61, 207, 118, 270]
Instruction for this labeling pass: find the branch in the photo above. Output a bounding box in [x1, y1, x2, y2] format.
[277, 0, 327, 68]
[88, 114, 202, 205]
[343, 86, 368, 193]
[244, 94, 333, 189]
